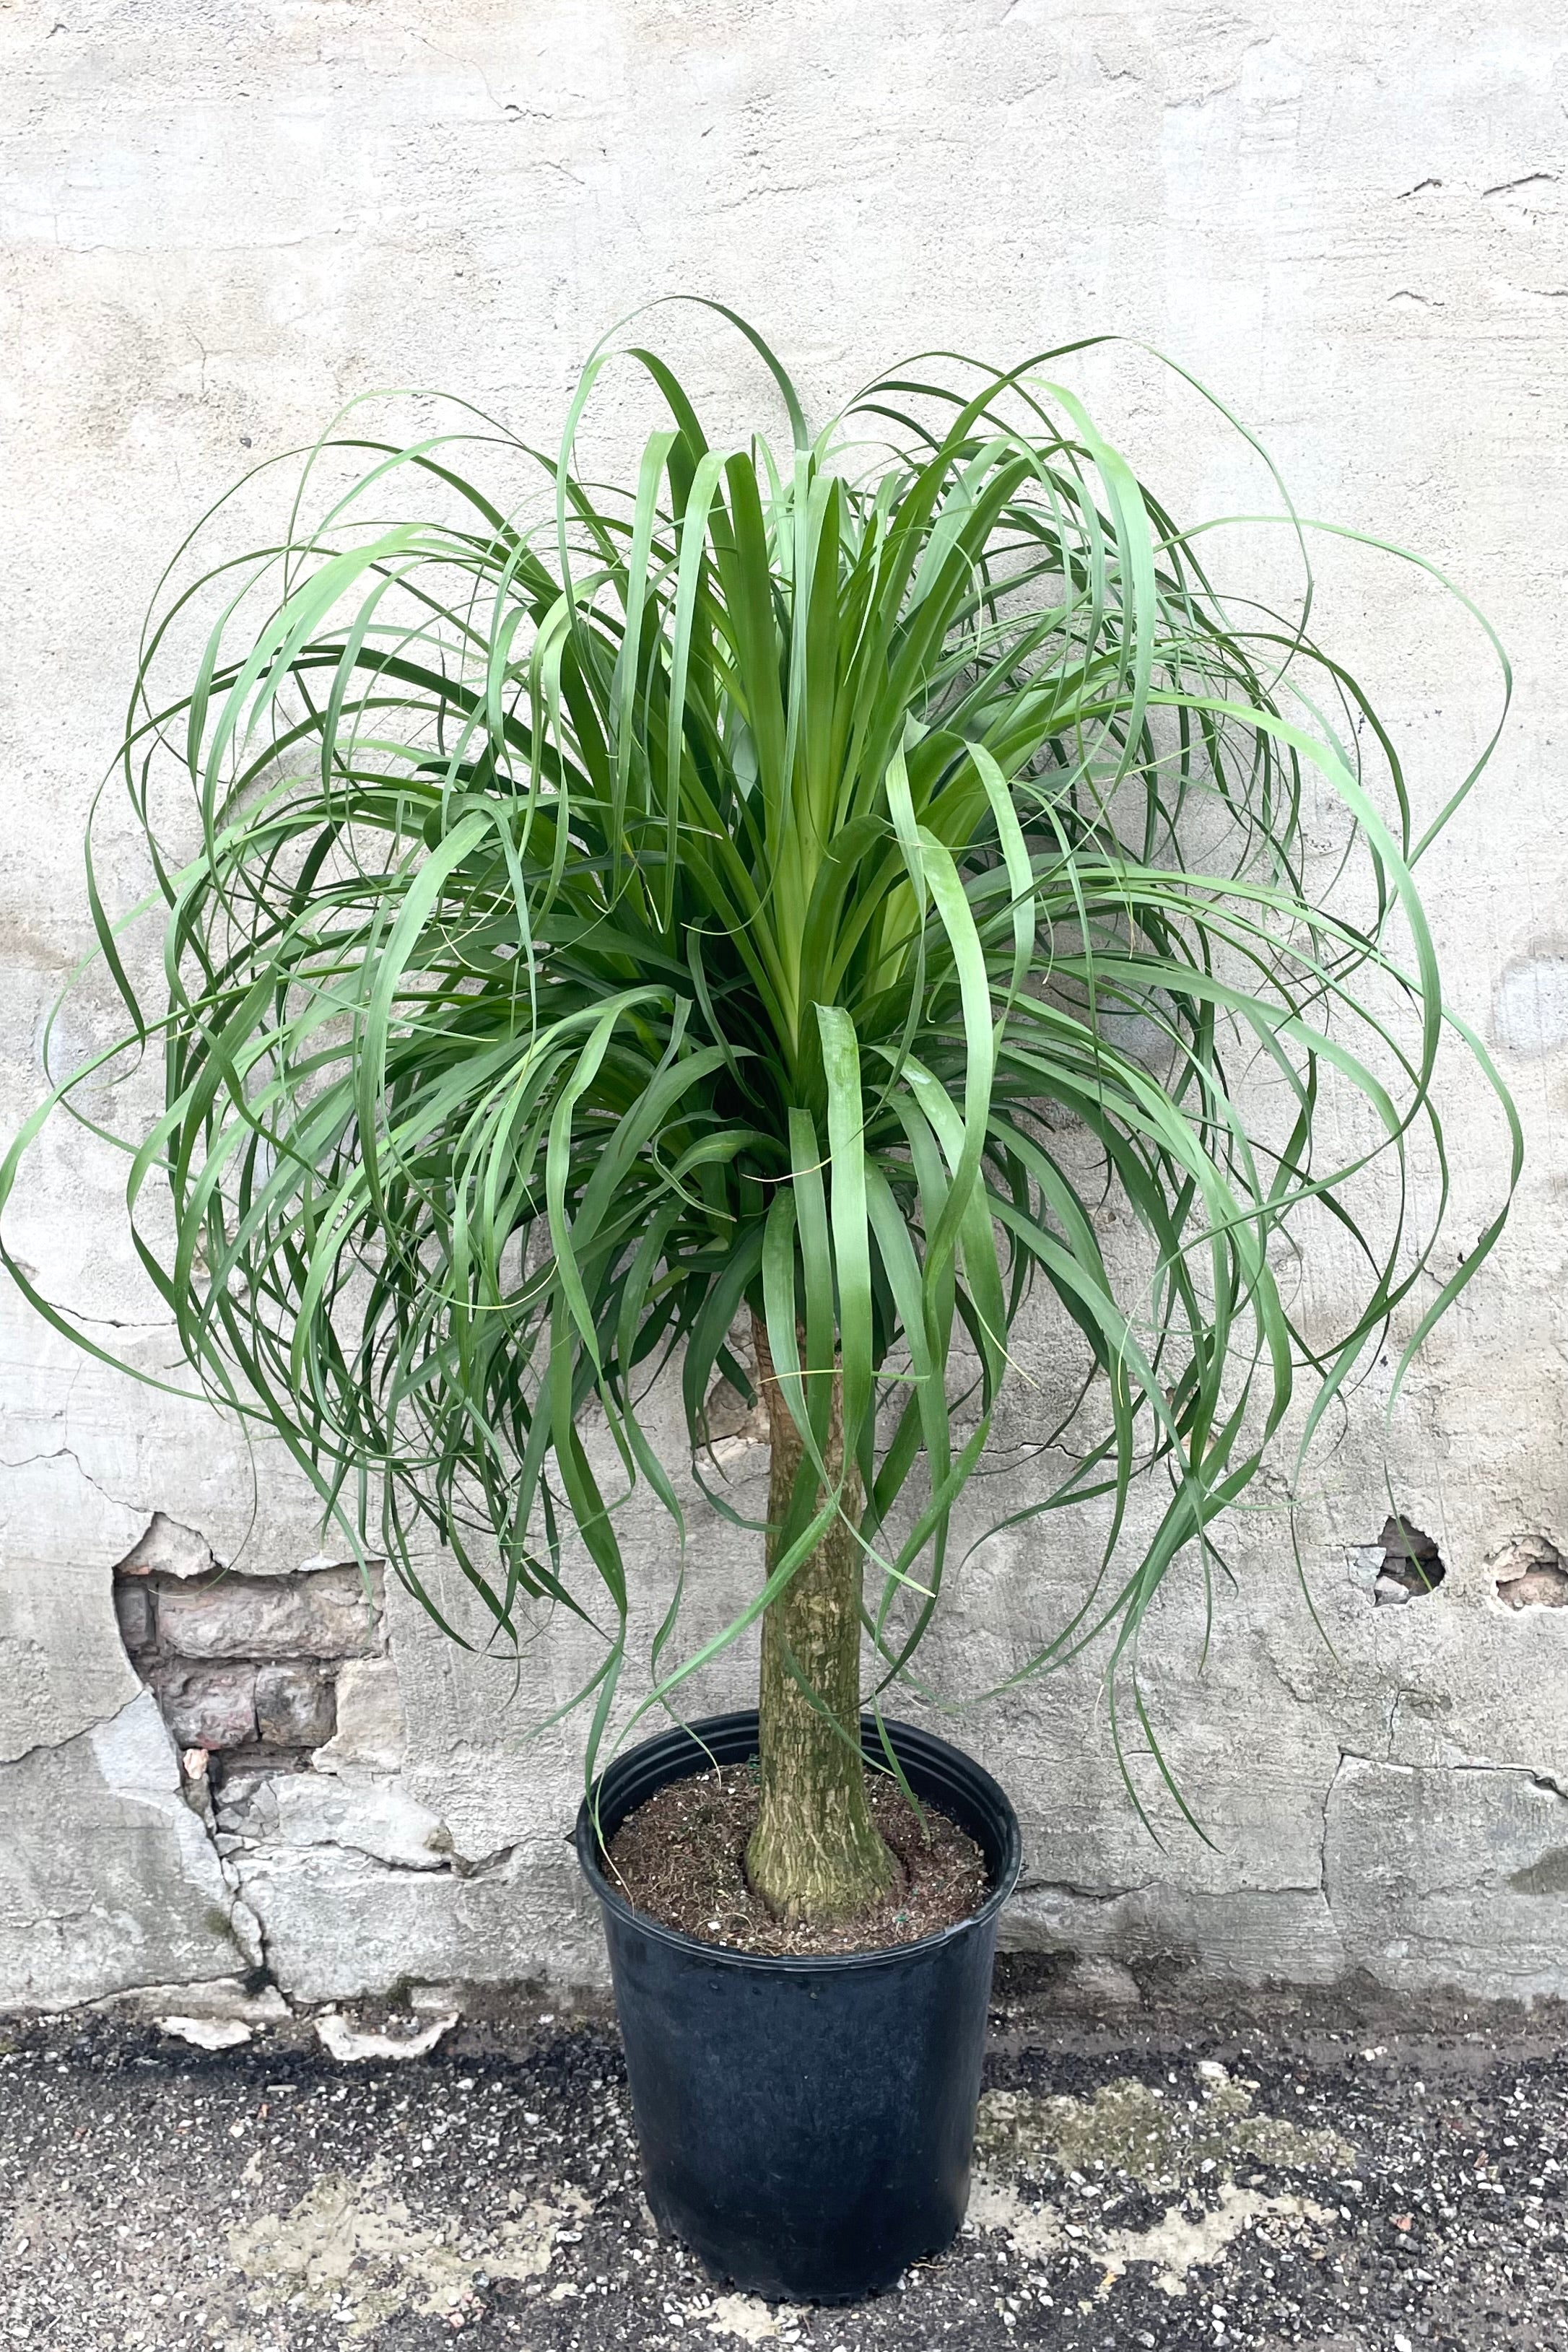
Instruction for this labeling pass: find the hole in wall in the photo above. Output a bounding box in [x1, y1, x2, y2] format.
[1373, 1515, 1446, 1605]
[111, 1515, 388, 1803]
[1493, 1535, 1568, 1611]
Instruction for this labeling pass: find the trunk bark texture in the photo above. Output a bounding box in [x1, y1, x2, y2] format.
[745, 1310, 897, 1921]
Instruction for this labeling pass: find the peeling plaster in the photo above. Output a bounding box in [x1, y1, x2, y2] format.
[0, 1691, 261, 2012]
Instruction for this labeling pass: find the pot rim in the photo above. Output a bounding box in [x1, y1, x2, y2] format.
[574, 1707, 1022, 1977]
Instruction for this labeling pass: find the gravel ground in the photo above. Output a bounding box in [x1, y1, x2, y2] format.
[1, 1962, 1564, 2352]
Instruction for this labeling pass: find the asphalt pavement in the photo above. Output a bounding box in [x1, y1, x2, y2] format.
[1, 1962, 1563, 2351]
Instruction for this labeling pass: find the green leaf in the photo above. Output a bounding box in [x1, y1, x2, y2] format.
[7, 309, 1514, 1828]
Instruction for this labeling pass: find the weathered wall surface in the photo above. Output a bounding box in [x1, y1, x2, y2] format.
[2, 0, 1566, 2016]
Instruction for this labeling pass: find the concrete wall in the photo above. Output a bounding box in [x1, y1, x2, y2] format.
[2, 0, 1566, 2016]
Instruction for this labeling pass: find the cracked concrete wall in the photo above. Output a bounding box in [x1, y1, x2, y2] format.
[2, 0, 1567, 2013]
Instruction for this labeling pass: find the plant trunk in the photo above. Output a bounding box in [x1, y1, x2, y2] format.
[745, 1310, 897, 1921]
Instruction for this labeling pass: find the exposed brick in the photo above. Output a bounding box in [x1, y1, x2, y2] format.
[153, 1665, 257, 1751]
[155, 1568, 384, 1662]
[113, 1582, 154, 1654]
[316, 1657, 406, 1771]
[255, 1663, 336, 1748]
[297, 1569, 386, 1656]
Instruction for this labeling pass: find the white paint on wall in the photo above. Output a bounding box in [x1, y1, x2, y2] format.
[1494, 954, 1568, 1056]
[1, 0, 1567, 2011]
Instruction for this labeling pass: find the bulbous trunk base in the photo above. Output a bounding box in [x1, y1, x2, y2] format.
[746, 1312, 897, 1922]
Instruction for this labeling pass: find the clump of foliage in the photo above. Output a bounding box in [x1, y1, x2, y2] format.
[3, 306, 1514, 1912]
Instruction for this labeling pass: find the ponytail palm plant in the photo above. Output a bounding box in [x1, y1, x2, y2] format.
[4, 307, 1514, 1923]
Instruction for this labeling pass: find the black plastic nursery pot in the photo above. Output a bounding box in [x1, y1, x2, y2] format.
[574, 1709, 1022, 2304]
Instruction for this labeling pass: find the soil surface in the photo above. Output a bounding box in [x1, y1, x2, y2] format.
[603, 1761, 990, 1954]
[1, 1967, 1567, 2351]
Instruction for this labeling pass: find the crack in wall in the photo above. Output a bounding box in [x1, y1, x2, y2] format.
[0, 1690, 269, 2011]
[1482, 171, 1559, 197]
[1318, 1749, 1373, 1909]
[0, 1440, 145, 1514]
[1014, 1878, 1157, 1904]
[235, 1888, 275, 1992]
[1, 1725, 116, 1776]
